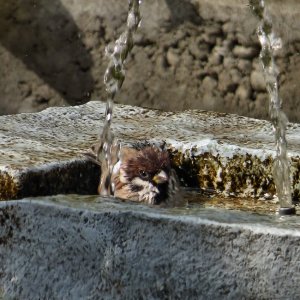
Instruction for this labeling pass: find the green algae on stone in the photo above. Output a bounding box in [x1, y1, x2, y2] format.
[0, 170, 19, 200]
[170, 148, 277, 198]
[291, 156, 300, 202]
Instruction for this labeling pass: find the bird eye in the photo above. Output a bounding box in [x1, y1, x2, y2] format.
[139, 170, 148, 179]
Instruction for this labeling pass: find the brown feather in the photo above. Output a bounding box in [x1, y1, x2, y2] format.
[124, 146, 170, 180]
[89, 142, 182, 205]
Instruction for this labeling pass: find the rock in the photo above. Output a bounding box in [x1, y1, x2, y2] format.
[205, 24, 222, 36]
[218, 70, 238, 93]
[208, 48, 222, 65]
[222, 22, 235, 33]
[170, 29, 186, 46]
[155, 54, 167, 72]
[222, 39, 234, 52]
[225, 92, 235, 106]
[236, 32, 258, 47]
[84, 34, 98, 50]
[233, 46, 259, 59]
[255, 93, 269, 111]
[223, 57, 236, 69]
[198, 43, 211, 61]
[18, 96, 37, 113]
[200, 32, 216, 45]
[230, 68, 242, 85]
[236, 79, 252, 101]
[178, 39, 188, 49]
[254, 93, 269, 119]
[252, 59, 261, 70]
[214, 45, 228, 57]
[181, 50, 194, 68]
[1, 101, 300, 200]
[237, 59, 252, 74]
[166, 48, 180, 66]
[175, 65, 194, 86]
[17, 81, 31, 98]
[189, 41, 209, 61]
[1, 198, 300, 299]
[201, 93, 219, 111]
[250, 70, 266, 92]
[201, 76, 218, 93]
[36, 85, 52, 101]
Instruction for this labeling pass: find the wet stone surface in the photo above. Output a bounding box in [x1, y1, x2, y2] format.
[0, 101, 300, 200]
[1, 196, 300, 299]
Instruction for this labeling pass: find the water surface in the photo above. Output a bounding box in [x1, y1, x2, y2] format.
[13, 190, 300, 233]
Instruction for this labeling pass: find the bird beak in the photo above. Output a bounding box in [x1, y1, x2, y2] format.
[152, 170, 168, 184]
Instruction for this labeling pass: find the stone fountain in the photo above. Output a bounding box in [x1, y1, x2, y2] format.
[0, 0, 300, 299]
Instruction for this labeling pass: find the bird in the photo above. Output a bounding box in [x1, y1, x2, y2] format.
[86, 142, 182, 206]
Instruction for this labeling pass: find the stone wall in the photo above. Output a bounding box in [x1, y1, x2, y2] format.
[1, 199, 300, 299]
[1, 101, 300, 200]
[0, 0, 300, 122]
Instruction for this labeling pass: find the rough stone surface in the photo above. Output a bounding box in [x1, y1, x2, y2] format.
[0, 101, 300, 200]
[0, 197, 300, 299]
[1, 0, 300, 122]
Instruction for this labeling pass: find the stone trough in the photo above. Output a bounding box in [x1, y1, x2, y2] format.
[1, 197, 300, 299]
[1, 101, 300, 299]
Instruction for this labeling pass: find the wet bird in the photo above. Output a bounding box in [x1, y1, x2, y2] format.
[87, 143, 182, 206]
[112, 144, 181, 205]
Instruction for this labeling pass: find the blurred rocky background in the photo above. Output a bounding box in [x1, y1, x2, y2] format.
[0, 0, 300, 122]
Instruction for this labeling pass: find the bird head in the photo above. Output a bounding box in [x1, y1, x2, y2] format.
[111, 144, 180, 205]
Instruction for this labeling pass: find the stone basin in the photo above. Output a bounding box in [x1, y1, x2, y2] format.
[1, 195, 300, 299]
[1, 102, 300, 298]
[0, 101, 300, 200]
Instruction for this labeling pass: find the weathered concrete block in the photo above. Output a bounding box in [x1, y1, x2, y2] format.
[0, 101, 299, 200]
[0, 197, 300, 299]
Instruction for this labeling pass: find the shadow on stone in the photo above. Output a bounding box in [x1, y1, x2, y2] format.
[165, 0, 202, 27]
[0, 0, 94, 105]
[18, 161, 100, 199]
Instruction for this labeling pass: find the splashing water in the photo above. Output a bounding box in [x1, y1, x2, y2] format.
[249, 0, 295, 214]
[97, 0, 142, 196]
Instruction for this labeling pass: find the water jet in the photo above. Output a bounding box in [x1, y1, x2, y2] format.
[249, 0, 296, 214]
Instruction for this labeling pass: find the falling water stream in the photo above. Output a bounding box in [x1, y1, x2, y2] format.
[249, 0, 295, 215]
[97, 0, 142, 196]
